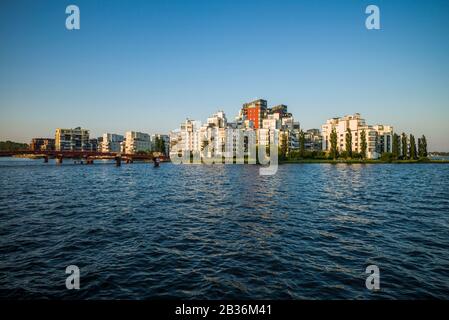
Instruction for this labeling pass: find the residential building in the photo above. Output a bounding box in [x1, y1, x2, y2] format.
[240, 99, 268, 129]
[169, 130, 182, 158]
[170, 100, 306, 159]
[196, 111, 228, 157]
[321, 113, 393, 159]
[55, 127, 90, 151]
[304, 129, 322, 151]
[374, 125, 394, 154]
[87, 138, 99, 152]
[101, 133, 124, 153]
[30, 138, 55, 151]
[269, 104, 290, 117]
[169, 99, 308, 160]
[124, 131, 151, 154]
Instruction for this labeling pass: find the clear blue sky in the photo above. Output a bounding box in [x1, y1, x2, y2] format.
[1, 0, 448, 150]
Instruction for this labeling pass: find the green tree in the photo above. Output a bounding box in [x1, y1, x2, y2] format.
[401, 133, 408, 160]
[280, 132, 288, 160]
[418, 135, 428, 158]
[380, 152, 394, 162]
[154, 137, 159, 152]
[409, 134, 417, 160]
[392, 133, 400, 160]
[160, 138, 166, 154]
[0, 141, 28, 151]
[418, 137, 422, 158]
[299, 130, 305, 158]
[153, 137, 166, 154]
[330, 127, 338, 160]
[360, 129, 367, 159]
[345, 128, 352, 158]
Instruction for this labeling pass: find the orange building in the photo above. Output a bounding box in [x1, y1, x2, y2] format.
[242, 99, 268, 129]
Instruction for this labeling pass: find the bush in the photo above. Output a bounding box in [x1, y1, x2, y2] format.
[340, 151, 349, 159]
[380, 152, 394, 162]
[352, 152, 363, 159]
[312, 151, 327, 159]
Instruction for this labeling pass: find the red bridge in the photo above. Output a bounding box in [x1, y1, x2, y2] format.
[0, 150, 168, 166]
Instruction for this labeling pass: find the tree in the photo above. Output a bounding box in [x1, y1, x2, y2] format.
[159, 139, 166, 154]
[409, 134, 417, 160]
[280, 132, 288, 160]
[299, 130, 305, 158]
[345, 128, 352, 158]
[380, 152, 394, 162]
[154, 137, 159, 151]
[330, 127, 338, 160]
[401, 133, 408, 160]
[418, 135, 428, 158]
[0, 141, 29, 151]
[153, 137, 166, 154]
[392, 133, 400, 160]
[360, 129, 367, 159]
[418, 137, 422, 158]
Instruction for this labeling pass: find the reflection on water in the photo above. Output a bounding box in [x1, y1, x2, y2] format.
[0, 159, 449, 299]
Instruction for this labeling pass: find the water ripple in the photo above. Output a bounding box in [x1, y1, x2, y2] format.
[0, 159, 449, 299]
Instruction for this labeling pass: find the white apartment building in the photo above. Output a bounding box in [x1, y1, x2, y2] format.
[169, 119, 201, 158]
[283, 117, 301, 151]
[170, 111, 257, 159]
[374, 125, 394, 154]
[262, 113, 281, 131]
[169, 101, 306, 160]
[169, 130, 182, 157]
[304, 129, 323, 151]
[321, 113, 393, 159]
[197, 111, 228, 158]
[260, 113, 301, 152]
[259, 114, 280, 150]
[124, 131, 151, 154]
[101, 133, 124, 153]
[207, 111, 227, 128]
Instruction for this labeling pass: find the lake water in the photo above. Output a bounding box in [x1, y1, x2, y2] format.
[0, 158, 449, 299]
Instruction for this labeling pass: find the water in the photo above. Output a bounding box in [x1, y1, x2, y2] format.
[1, 158, 449, 299]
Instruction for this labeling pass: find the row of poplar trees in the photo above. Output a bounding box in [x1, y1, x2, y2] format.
[328, 128, 428, 160]
[393, 133, 428, 160]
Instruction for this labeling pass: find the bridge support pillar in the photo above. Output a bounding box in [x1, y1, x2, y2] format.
[115, 156, 121, 167]
[86, 159, 94, 165]
[44, 156, 49, 163]
[56, 156, 63, 165]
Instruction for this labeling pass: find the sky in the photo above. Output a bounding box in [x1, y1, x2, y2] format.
[0, 0, 448, 150]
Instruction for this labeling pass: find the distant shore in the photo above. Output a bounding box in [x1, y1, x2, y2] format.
[280, 159, 449, 164]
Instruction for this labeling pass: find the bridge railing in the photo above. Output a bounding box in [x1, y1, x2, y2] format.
[0, 150, 168, 161]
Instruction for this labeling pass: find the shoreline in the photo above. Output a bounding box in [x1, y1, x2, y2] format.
[2, 155, 449, 165]
[280, 159, 449, 164]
